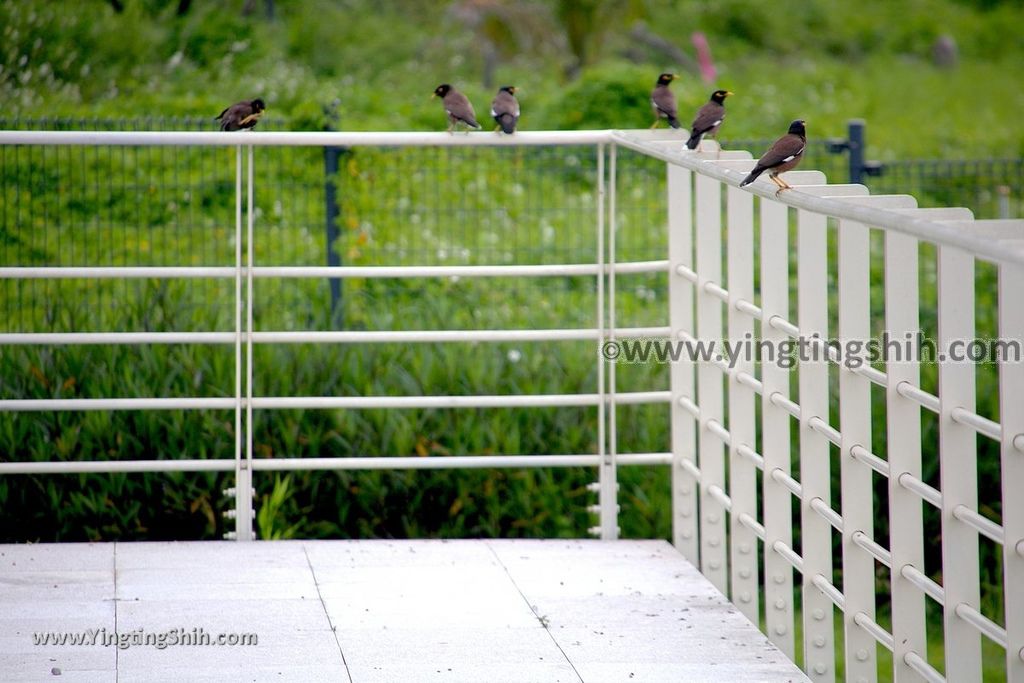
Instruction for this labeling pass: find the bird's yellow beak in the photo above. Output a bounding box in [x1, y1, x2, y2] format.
[726, 91, 734, 97]
[431, 93, 437, 99]
[672, 74, 680, 80]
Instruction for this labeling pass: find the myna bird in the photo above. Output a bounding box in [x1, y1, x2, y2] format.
[650, 73, 681, 129]
[740, 119, 807, 195]
[433, 84, 481, 133]
[686, 90, 732, 151]
[491, 86, 520, 134]
[215, 98, 266, 131]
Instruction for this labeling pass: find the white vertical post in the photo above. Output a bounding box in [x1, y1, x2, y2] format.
[938, 245, 981, 680]
[668, 163, 698, 562]
[838, 219, 876, 681]
[999, 262, 1024, 682]
[726, 183, 758, 624]
[798, 209, 835, 682]
[604, 144, 619, 540]
[232, 144, 249, 541]
[695, 172, 727, 592]
[884, 231, 927, 681]
[760, 199, 795, 658]
[595, 144, 616, 540]
[237, 144, 255, 542]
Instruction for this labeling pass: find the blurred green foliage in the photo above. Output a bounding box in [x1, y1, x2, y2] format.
[1, 0, 1022, 154]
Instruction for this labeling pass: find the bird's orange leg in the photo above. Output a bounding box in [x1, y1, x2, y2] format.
[770, 174, 793, 197]
[649, 118, 661, 130]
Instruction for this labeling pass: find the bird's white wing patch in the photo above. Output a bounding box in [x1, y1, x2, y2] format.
[712, 118, 723, 126]
[781, 145, 805, 163]
[490, 108, 497, 117]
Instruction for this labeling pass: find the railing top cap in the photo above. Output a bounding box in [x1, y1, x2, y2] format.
[611, 131, 1024, 268]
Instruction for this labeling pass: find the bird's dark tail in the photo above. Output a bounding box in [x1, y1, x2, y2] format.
[739, 166, 765, 188]
[685, 132, 701, 150]
[465, 117, 482, 130]
[668, 115, 682, 130]
[498, 114, 516, 135]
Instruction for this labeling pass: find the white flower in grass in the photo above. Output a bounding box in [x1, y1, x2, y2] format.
[507, 349, 522, 364]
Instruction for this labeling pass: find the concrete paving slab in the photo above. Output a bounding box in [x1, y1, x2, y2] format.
[0, 539, 810, 682]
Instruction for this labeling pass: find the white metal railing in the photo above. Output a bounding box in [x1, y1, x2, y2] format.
[0, 128, 1022, 682]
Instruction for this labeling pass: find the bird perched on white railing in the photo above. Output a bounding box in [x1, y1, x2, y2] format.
[686, 89, 732, 151]
[740, 119, 806, 195]
[491, 86, 520, 135]
[650, 73, 682, 129]
[433, 84, 481, 134]
[215, 98, 266, 131]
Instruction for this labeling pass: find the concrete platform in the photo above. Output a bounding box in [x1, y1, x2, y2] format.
[0, 539, 808, 682]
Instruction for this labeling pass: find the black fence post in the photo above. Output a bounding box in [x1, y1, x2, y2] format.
[848, 119, 866, 185]
[323, 104, 345, 328]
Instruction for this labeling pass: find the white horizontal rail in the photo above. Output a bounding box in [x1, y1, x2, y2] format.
[904, 651, 945, 683]
[735, 443, 765, 470]
[0, 266, 235, 279]
[772, 540, 804, 574]
[771, 468, 803, 499]
[850, 444, 891, 478]
[251, 391, 670, 410]
[851, 530, 893, 568]
[854, 612, 896, 652]
[899, 472, 943, 509]
[738, 512, 765, 540]
[810, 498, 843, 532]
[896, 381, 941, 414]
[951, 407, 1002, 442]
[901, 564, 946, 605]
[0, 326, 671, 346]
[0, 459, 235, 474]
[955, 602, 1008, 648]
[0, 261, 669, 280]
[259, 261, 670, 278]
[707, 484, 732, 512]
[0, 398, 237, 411]
[0, 452, 673, 475]
[813, 574, 846, 611]
[769, 392, 801, 420]
[0, 391, 672, 412]
[0, 129, 613, 147]
[952, 504, 1004, 545]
